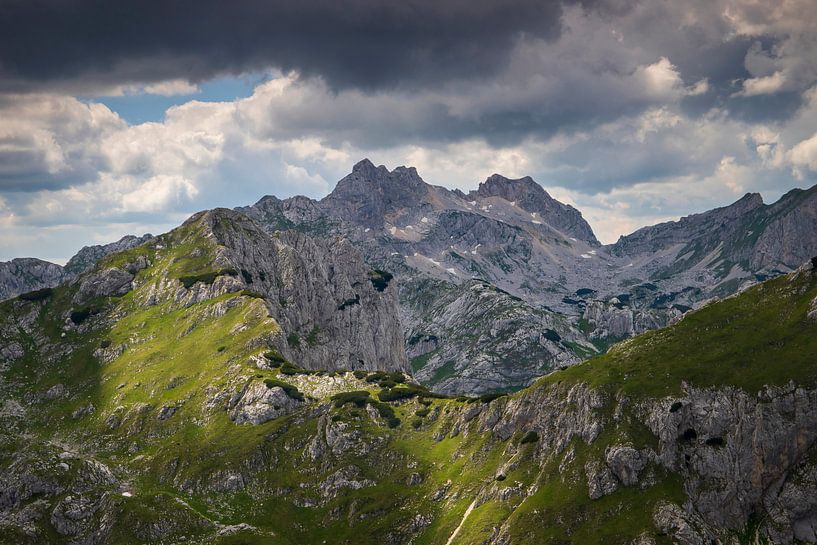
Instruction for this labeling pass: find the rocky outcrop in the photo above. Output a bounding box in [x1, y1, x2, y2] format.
[0, 258, 65, 301]
[319, 466, 375, 499]
[644, 384, 817, 535]
[605, 445, 648, 486]
[74, 268, 134, 302]
[585, 460, 619, 499]
[582, 300, 681, 340]
[229, 381, 303, 425]
[809, 294, 817, 322]
[50, 493, 115, 545]
[0, 449, 118, 544]
[406, 279, 587, 394]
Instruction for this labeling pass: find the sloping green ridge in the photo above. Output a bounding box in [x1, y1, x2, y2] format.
[549, 267, 817, 397]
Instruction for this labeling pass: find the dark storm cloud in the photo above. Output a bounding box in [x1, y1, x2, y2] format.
[0, 0, 602, 92]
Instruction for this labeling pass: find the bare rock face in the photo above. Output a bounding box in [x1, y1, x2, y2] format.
[319, 466, 375, 499]
[50, 493, 115, 545]
[750, 188, 817, 269]
[472, 382, 606, 448]
[452, 375, 817, 544]
[74, 268, 134, 302]
[199, 208, 409, 373]
[612, 186, 817, 277]
[644, 385, 817, 532]
[407, 279, 585, 394]
[0, 449, 118, 545]
[307, 412, 375, 462]
[612, 192, 765, 258]
[808, 294, 817, 322]
[585, 460, 619, 499]
[652, 502, 714, 545]
[582, 301, 679, 340]
[605, 445, 648, 487]
[229, 381, 303, 425]
[318, 158, 436, 229]
[0, 258, 65, 301]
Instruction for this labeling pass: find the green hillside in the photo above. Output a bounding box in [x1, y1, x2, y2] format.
[1, 214, 816, 544]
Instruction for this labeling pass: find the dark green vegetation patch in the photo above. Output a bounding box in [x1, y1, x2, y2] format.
[178, 267, 238, 289]
[263, 378, 305, 401]
[368, 269, 394, 291]
[18, 287, 54, 301]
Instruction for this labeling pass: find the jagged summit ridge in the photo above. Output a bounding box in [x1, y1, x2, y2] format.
[611, 184, 817, 270]
[471, 173, 599, 244]
[237, 160, 817, 394]
[319, 158, 435, 229]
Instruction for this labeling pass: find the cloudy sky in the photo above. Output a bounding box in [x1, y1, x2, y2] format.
[1, 0, 817, 262]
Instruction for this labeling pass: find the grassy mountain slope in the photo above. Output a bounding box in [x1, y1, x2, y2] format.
[1, 212, 816, 544]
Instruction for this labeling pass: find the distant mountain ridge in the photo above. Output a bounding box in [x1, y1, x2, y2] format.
[0, 234, 153, 301]
[0, 258, 65, 301]
[612, 185, 817, 275]
[3, 159, 816, 394]
[238, 159, 817, 393]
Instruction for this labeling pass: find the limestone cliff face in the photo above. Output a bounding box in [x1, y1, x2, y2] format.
[582, 300, 681, 340]
[751, 187, 817, 270]
[611, 192, 766, 258]
[193, 209, 409, 373]
[612, 186, 817, 275]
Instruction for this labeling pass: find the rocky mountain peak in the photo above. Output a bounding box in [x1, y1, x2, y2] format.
[716, 191, 764, 219]
[469, 173, 599, 244]
[475, 173, 546, 200]
[319, 159, 433, 228]
[348, 157, 384, 176]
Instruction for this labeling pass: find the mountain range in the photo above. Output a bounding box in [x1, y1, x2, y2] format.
[3, 159, 817, 395]
[1, 198, 816, 544]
